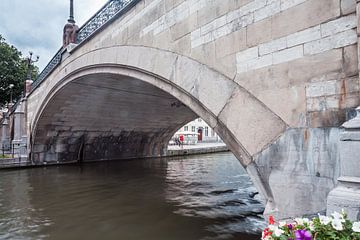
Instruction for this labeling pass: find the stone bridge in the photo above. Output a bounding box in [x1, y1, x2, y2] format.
[3, 0, 360, 219]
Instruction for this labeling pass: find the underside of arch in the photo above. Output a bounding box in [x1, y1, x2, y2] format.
[31, 72, 198, 163]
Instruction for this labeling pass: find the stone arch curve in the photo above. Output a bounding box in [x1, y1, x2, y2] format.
[29, 46, 288, 214]
[30, 45, 287, 161]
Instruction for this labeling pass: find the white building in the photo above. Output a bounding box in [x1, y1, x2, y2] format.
[175, 118, 222, 143]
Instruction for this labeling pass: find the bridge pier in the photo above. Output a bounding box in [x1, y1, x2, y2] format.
[327, 106, 360, 220]
[12, 99, 28, 157]
[1, 117, 10, 153]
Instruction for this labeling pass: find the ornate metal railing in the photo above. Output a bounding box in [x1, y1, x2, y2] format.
[31, 49, 62, 89]
[31, 0, 139, 91]
[76, 0, 133, 42]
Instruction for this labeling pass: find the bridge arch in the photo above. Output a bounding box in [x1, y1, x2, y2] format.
[29, 46, 287, 214]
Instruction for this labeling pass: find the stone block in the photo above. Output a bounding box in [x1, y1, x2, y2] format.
[286, 26, 321, 48]
[215, 53, 237, 79]
[306, 109, 348, 128]
[236, 46, 259, 64]
[304, 29, 357, 55]
[280, 0, 307, 11]
[341, 0, 356, 15]
[321, 14, 356, 37]
[196, 2, 217, 27]
[343, 44, 359, 77]
[246, 54, 273, 71]
[171, 55, 236, 116]
[246, 18, 272, 47]
[218, 86, 287, 156]
[33, 144, 46, 153]
[306, 80, 339, 98]
[191, 40, 216, 67]
[254, 0, 280, 22]
[196, 66, 237, 116]
[259, 37, 287, 56]
[55, 144, 67, 153]
[171, 34, 191, 56]
[212, 24, 233, 40]
[272, 0, 340, 39]
[152, 50, 179, 80]
[226, 9, 241, 23]
[191, 36, 204, 49]
[200, 20, 215, 36]
[272, 45, 304, 65]
[233, 13, 254, 31]
[340, 142, 360, 177]
[240, 0, 267, 16]
[215, 28, 246, 58]
[258, 85, 307, 127]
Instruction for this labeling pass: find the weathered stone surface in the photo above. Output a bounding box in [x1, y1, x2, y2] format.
[255, 127, 341, 219]
[272, 0, 340, 39]
[341, 0, 356, 15]
[218, 86, 287, 157]
[246, 18, 272, 47]
[343, 44, 359, 76]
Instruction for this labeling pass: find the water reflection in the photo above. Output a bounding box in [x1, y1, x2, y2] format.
[165, 153, 265, 239]
[0, 171, 51, 240]
[0, 152, 264, 240]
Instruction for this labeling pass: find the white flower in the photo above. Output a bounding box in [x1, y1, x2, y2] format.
[273, 226, 285, 237]
[332, 218, 344, 231]
[309, 221, 315, 231]
[295, 218, 309, 226]
[279, 221, 287, 227]
[332, 211, 345, 223]
[303, 218, 310, 224]
[295, 218, 305, 225]
[268, 225, 276, 231]
[352, 222, 360, 232]
[318, 214, 331, 225]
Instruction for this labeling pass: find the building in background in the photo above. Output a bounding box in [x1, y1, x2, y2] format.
[173, 118, 222, 144]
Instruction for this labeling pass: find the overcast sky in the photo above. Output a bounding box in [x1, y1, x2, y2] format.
[0, 0, 108, 71]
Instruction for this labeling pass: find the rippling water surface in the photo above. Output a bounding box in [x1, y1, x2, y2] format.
[0, 152, 265, 240]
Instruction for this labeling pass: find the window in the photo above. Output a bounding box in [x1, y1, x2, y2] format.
[205, 127, 208, 137]
[192, 126, 196, 132]
[184, 126, 188, 131]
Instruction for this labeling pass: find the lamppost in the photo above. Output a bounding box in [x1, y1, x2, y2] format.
[9, 84, 14, 104]
[26, 52, 39, 81]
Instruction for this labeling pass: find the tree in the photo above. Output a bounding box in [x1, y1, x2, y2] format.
[0, 35, 38, 107]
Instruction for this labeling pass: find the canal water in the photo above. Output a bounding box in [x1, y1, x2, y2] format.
[0, 152, 265, 240]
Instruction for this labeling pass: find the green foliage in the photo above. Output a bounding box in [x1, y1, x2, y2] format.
[0, 154, 12, 159]
[0, 35, 38, 107]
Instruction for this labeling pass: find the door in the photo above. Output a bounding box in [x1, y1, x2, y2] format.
[198, 128, 203, 141]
